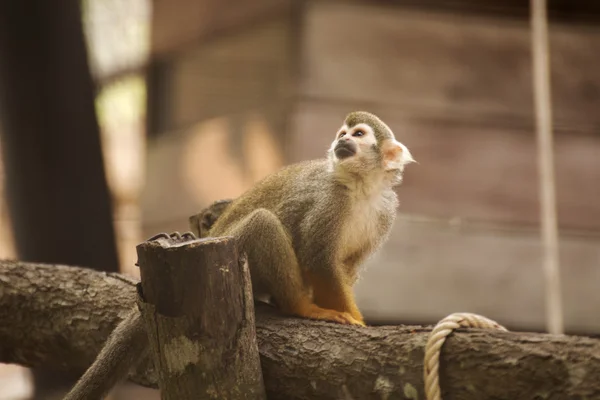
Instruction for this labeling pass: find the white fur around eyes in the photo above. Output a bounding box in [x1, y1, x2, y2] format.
[335, 124, 349, 139]
[334, 123, 376, 145]
[350, 123, 376, 145]
[329, 122, 414, 173]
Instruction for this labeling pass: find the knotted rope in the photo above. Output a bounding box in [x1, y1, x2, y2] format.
[424, 312, 507, 400]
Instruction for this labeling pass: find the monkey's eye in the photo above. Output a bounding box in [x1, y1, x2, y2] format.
[338, 131, 347, 138]
[352, 130, 364, 137]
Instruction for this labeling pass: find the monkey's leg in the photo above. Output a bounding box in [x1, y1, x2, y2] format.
[226, 208, 359, 325]
[308, 271, 365, 326]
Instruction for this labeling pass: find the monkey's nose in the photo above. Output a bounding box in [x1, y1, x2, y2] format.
[334, 141, 357, 159]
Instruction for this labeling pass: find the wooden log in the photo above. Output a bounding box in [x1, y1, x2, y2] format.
[1, 260, 600, 399]
[136, 233, 265, 399]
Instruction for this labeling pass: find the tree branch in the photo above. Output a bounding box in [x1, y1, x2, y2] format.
[1, 260, 599, 399]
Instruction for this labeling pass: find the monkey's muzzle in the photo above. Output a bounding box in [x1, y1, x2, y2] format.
[334, 141, 357, 160]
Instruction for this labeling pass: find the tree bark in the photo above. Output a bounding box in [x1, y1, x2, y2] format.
[136, 234, 265, 399]
[1, 260, 599, 400]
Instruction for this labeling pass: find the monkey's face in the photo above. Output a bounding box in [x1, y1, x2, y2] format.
[328, 112, 415, 184]
[330, 123, 378, 164]
[329, 123, 413, 168]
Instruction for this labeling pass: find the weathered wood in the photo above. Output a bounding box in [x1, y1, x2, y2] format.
[355, 213, 600, 333]
[151, 17, 293, 132]
[150, 0, 600, 58]
[0, 260, 156, 385]
[300, 2, 600, 129]
[369, 0, 600, 24]
[1, 260, 600, 400]
[150, 0, 291, 56]
[146, 1, 600, 230]
[142, 110, 287, 233]
[136, 235, 265, 399]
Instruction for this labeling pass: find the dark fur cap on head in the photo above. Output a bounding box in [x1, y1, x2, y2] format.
[344, 111, 395, 144]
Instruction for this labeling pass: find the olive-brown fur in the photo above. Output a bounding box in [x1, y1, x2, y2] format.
[209, 111, 410, 326]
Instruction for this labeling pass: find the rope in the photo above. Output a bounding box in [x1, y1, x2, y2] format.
[530, 0, 564, 335]
[423, 312, 508, 400]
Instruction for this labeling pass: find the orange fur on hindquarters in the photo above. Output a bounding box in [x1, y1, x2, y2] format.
[306, 271, 365, 325]
[294, 300, 363, 326]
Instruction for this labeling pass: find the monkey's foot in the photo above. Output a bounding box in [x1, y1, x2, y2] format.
[296, 303, 366, 326]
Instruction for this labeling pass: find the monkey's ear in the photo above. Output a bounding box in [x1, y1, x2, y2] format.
[381, 139, 415, 171]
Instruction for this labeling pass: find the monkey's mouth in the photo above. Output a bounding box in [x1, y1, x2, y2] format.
[334, 142, 357, 160]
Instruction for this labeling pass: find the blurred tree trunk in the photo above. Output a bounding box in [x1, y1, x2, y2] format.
[0, 1, 119, 398]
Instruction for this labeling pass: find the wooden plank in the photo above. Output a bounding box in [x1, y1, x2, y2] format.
[141, 111, 286, 237]
[301, 2, 600, 130]
[289, 102, 600, 231]
[348, 0, 600, 24]
[151, 0, 290, 56]
[156, 17, 293, 131]
[150, 0, 600, 58]
[355, 215, 600, 333]
[143, 16, 293, 236]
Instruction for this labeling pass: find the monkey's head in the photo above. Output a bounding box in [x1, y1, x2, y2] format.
[328, 111, 414, 185]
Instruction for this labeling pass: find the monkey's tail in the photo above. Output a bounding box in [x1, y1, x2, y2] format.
[64, 309, 148, 400]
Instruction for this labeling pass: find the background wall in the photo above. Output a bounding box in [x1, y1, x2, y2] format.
[142, 0, 600, 333]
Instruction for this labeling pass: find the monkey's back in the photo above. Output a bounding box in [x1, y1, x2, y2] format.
[210, 159, 344, 233]
[209, 159, 350, 266]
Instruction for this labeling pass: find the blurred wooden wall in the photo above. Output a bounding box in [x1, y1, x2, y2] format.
[142, 0, 600, 332]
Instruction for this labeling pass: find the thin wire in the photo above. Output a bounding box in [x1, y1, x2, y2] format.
[530, 0, 564, 334]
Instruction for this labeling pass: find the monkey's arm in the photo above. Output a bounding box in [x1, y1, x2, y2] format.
[64, 308, 148, 400]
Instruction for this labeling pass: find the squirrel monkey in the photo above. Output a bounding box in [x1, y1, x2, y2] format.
[209, 111, 413, 326]
[64, 111, 413, 399]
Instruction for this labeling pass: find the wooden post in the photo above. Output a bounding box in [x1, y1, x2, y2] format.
[136, 233, 266, 399]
